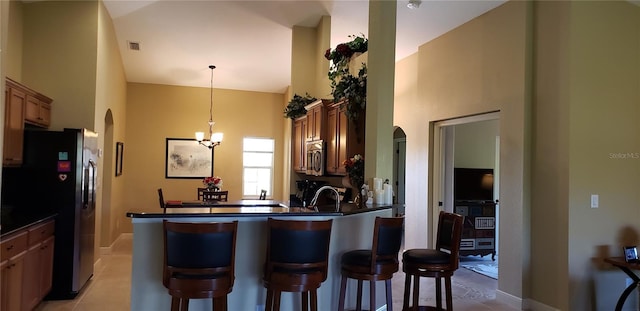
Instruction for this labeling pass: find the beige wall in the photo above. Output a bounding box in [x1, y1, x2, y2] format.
[95, 2, 127, 248]
[395, 0, 531, 303]
[566, 1, 639, 310]
[454, 120, 499, 169]
[122, 83, 285, 232]
[6, 0, 22, 81]
[21, 1, 98, 131]
[394, 0, 639, 310]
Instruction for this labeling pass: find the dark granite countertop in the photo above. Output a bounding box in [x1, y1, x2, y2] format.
[1, 205, 57, 238]
[128, 200, 400, 218]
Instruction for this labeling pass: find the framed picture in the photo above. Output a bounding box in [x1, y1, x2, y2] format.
[165, 138, 213, 179]
[623, 246, 638, 263]
[115, 142, 124, 177]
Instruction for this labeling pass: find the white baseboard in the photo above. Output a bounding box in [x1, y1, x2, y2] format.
[99, 233, 133, 256]
[496, 289, 524, 310]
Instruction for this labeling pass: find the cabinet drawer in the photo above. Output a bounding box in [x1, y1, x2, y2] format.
[1, 231, 28, 261]
[28, 220, 55, 245]
[460, 239, 475, 250]
[475, 238, 495, 250]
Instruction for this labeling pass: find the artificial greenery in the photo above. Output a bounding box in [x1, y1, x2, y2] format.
[283, 93, 317, 119]
[325, 35, 368, 123]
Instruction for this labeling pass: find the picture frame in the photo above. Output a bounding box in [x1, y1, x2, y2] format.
[165, 138, 213, 179]
[115, 142, 124, 177]
[623, 246, 638, 263]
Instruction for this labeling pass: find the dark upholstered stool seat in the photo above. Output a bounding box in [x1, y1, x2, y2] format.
[403, 249, 450, 265]
[163, 220, 238, 311]
[263, 218, 333, 311]
[402, 212, 463, 311]
[338, 217, 404, 311]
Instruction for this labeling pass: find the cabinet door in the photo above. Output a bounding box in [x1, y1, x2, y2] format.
[3, 87, 26, 166]
[1, 259, 24, 311]
[335, 108, 349, 175]
[292, 117, 307, 173]
[25, 95, 41, 124]
[39, 103, 51, 127]
[325, 107, 339, 174]
[21, 243, 41, 310]
[39, 237, 55, 300]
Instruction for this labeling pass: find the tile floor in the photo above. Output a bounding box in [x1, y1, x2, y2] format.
[36, 235, 520, 310]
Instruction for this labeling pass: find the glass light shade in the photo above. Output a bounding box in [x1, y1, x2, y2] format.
[195, 132, 205, 142]
[211, 132, 223, 143]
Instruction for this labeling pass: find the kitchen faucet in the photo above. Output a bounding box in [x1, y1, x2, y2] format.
[308, 186, 341, 212]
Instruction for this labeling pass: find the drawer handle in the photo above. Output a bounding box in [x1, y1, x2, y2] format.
[6, 245, 13, 251]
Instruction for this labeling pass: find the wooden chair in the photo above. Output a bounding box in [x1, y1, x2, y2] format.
[263, 218, 333, 311]
[199, 190, 229, 202]
[338, 216, 404, 311]
[163, 220, 238, 311]
[402, 211, 463, 311]
[259, 189, 267, 200]
[158, 188, 166, 212]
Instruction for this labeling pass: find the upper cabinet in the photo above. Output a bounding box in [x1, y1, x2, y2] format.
[325, 101, 365, 176]
[3, 78, 53, 167]
[304, 100, 326, 142]
[25, 94, 52, 127]
[292, 116, 308, 174]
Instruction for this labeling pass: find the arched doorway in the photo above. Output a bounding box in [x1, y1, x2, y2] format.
[392, 127, 407, 216]
[100, 110, 114, 247]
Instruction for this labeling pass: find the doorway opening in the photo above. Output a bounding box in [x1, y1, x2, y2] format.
[393, 127, 407, 216]
[432, 112, 500, 282]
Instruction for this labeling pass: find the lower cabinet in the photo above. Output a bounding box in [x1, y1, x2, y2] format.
[0, 220, 55, 311]
[0, 231, 28, 311]
[455, 202, 496, 260]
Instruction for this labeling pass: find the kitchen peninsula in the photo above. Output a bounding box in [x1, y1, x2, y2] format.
[127, 201, 398, 310]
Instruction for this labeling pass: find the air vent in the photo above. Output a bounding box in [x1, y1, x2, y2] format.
[127, 41, 140, 51]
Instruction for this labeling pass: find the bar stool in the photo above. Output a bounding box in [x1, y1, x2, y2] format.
[338, 216, 404, 311]
[402, 211, 463, 311]
[163, 220, 238, 311]
[263, 218, 333, 311]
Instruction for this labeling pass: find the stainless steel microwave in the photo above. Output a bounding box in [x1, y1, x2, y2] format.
[306, 140, 325, 176]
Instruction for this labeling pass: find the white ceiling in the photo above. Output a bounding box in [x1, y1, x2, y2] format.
[103, 0, 506, 94]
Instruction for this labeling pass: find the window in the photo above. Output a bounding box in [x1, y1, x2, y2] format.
[243, 137, 274, 198]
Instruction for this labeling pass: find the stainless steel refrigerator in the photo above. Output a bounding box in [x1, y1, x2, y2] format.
[4, 128, 98, 299]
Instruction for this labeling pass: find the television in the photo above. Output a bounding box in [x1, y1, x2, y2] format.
[454, 168, 494, 202]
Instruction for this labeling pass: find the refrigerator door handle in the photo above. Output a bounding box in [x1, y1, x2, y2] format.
[83, 160, 96, 210]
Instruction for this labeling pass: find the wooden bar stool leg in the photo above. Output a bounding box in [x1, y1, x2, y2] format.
[445, 276, 453, 311]
[273, 291, 281, 311]
[403, 274, 411, 309]
[338, 275, 347, 311]
[301, 291, 308, 311]
[171, 297, 180, 311]
[182, 298, 190, 311]
[435, 277, 442, 310]
[369, 280, 376, 311]
[310, 289, 318, 311]
[412, 275, 420, 310]
[385, 279, 393, 311]
[356, 280, 363, 311]
[265, 289, 273, 311]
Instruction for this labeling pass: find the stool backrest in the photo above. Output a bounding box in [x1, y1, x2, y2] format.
[264, 218, 333, 280]
[435, 211, 463, 269]
[163, 220, 238, 286]
[370, 216, 405, 272]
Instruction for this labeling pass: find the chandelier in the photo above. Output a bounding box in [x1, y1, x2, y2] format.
[195, 65, 223, 148]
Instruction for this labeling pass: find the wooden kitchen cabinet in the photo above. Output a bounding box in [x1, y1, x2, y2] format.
[325, 101, 365, 176]
[4, 78, 53, 167]
[3, 81, 26, 166]
[304, 99, 325, 142]
[22, 220, 55, 310]
[25, 94, 52, 127]
[292, 116, 307, 173]
[1, 231, 28, 311]
[0, 220, 55, 311]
